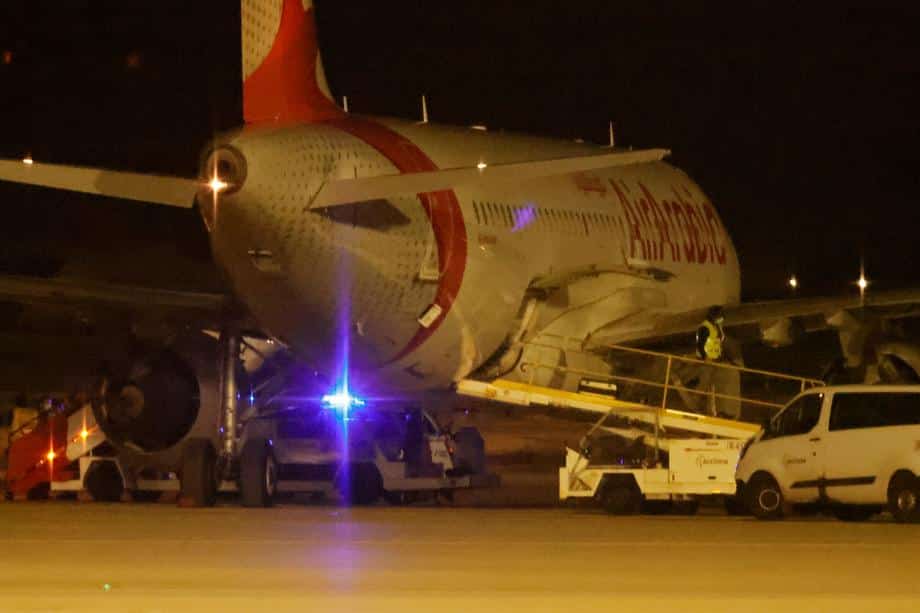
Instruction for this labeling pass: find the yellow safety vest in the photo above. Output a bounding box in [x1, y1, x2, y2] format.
[701, 320, 724, 361]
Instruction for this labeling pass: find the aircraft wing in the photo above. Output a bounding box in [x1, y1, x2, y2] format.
[586, 288, 920, 348]
[0, 159, 199, 207]
[0, 274, 237, 329]
[309, 148, 670, 209]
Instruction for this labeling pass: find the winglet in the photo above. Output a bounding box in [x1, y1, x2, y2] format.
[241, 0, 344, 124]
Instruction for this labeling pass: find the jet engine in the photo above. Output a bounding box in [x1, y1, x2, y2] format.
[91, 331, 223, 472]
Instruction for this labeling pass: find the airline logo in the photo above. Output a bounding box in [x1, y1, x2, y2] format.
[611, 180, 729, 266]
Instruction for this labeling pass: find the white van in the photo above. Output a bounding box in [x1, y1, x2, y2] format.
[736, 385, 920, 522]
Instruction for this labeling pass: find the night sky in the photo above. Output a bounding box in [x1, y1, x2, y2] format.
[1, 0, 918, 300]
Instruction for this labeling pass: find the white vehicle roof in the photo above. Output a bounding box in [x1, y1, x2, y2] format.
[800, 384, 920, 395]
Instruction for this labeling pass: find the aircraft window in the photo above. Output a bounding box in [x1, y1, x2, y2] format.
[829, 392, 920, 431]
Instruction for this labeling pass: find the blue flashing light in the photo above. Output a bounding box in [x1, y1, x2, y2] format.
[321, 389, 366, 416]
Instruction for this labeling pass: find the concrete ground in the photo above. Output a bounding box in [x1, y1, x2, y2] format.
[1, 502, 919, 612]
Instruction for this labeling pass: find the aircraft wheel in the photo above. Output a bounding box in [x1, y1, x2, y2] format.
[180, 438, 217, 507]
[240, 438, 277, 508]
[84, 460, 124, 502]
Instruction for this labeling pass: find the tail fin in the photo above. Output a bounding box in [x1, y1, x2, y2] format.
[241, 0, 343, 124]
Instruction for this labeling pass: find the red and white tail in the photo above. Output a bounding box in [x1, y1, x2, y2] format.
[241, 0, 343, 124]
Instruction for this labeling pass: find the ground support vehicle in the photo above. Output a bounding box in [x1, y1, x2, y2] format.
[457, 341, 823, 515]
[559, 408, 752, 514]
[736, 384, 920, 523]
[236, 405, 498, 507]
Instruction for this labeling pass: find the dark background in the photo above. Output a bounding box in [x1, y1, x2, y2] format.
[0, 0, 918, 299]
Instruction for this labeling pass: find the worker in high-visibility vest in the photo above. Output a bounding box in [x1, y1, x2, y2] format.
[696, 306, 726, 362]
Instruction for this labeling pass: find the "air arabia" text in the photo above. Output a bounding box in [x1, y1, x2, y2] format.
[610, 180, 728, 265]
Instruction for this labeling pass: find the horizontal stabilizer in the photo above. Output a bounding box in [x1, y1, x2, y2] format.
[310, 148, 670, 209]
[0, 159, 199, 208]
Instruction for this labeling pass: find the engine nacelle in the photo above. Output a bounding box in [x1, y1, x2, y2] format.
[92, 332, 222, 471]
[873, 342, 920, 384]
[760, 317, 804, 348]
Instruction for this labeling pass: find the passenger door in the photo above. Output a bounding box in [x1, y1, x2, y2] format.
[758, 393, 825, 503]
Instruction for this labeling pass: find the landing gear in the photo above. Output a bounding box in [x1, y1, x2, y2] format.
[239, 438, 277, 508]
[180, 438, 217, 507]
[84, 460, 124, 502]
[180, 328, 240, 508]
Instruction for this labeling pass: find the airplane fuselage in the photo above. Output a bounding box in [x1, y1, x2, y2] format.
[206, 116, 740, 391]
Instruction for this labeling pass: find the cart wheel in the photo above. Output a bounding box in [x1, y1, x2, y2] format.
[641, 500, 672, 515]
[383, 490, 408, 506]
[85, 460, 124, 502]
[240, 438, 277, 508]
[180, 438, 217, 507]
[672, 499, 700, 515]
[599, 484, 639, 515]
[723, 495, 748, 516]
[130, 490, 162, 503]
[340, 463, 382, 506]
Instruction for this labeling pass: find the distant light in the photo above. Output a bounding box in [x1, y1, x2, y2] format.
[2, 50, 12, 65]
[208, 175, 229, 193]
[46, 449, 56, 462]
[476, 161, 488, 171]
[125, 52, 141, 70]
[788, 275, 798, 290]
[857, 275, 868, 291]
[80, 429, 89, 440]
[470, 125, 488, 131]
[22, 155, 33, 165]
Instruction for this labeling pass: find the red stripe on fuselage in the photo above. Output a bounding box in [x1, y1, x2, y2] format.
[326, 117, 468, 364]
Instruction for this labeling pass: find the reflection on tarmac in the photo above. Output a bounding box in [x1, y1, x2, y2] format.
[0, 503, 918, 612]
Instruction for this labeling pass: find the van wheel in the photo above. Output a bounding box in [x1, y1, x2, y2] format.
[888, 472, 920, 523]
[240, 438, 277, 508]
[599, 484, 640, 515]
[746, 474, 784, 520]
[832, 506, 875, 522]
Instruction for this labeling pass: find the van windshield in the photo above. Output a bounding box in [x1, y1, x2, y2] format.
[763, 393, 823, 439]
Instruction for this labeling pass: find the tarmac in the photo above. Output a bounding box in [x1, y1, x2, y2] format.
[1, 501, 919, 612]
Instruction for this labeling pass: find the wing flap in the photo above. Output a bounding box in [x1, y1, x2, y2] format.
[310, 148, 670, 209]
[0, 159, 199, 208]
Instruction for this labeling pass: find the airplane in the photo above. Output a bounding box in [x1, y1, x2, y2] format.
[2, 0, 919, 505]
